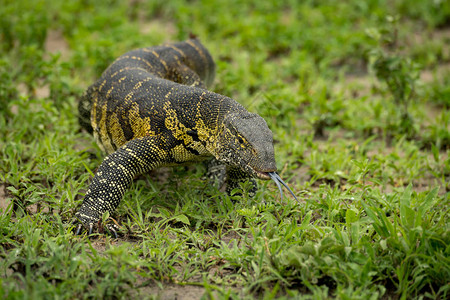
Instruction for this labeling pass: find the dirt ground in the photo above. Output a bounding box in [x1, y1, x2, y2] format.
[141, 283, 207, 300]
[0, 184, 11, 215]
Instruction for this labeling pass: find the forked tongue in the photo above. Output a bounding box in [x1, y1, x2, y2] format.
[268, 172, 299, 203]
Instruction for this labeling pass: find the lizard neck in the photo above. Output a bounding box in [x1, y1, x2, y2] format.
[193, 91, 247, 158]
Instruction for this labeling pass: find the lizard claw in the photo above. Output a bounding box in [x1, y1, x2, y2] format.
[106, 224, 119, 239]
[71, 220, 95, 237]
[71, 219, 83, 235]
[75, 223, 83, 235]
[88, 223, 94, 236]
[71, 218, 120, 238]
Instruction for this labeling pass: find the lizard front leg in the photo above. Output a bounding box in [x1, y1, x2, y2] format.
[206, 158, 227, 189]
[74, 135, 167, 235]
[225, 166, 257, 198]
[206, 161, 257, 197]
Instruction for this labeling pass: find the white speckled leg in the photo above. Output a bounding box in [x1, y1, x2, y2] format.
[74, 135, 167, 232]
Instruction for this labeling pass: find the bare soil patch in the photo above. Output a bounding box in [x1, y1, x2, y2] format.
[137, 282, 207, 300]
[0, 184, 12, 214]
[139, 19, 177, 37]
[44, 29, 70, 59]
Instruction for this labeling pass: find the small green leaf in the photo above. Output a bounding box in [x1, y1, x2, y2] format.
[400, 184, 414, 228]
[350, 223, 359, 245]
[346, 208, 358, 225]
[157, 207, 171, 218]
[380, 239, 387, 250]
[173, 214, 190, 226]
[299, 210, 312, 229]
[6, 186, 19, 195]
[101, 211, 110, 223]
[418, 187, 439, 217]
[400, 183, 412, 208]
[82, 162, 95, 177]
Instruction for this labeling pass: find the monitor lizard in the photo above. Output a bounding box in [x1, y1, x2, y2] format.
[75, 38, 297, 236]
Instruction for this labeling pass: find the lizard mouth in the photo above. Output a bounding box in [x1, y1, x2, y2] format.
[254, 170, 272, 180]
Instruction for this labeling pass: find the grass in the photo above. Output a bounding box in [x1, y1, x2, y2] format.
[0, 0, 449, 299]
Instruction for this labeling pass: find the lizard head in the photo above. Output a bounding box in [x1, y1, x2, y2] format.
[215, 112, 298, 202]
[216, 112, 277, 179]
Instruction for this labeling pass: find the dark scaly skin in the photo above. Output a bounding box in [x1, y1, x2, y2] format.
[75, 39, 281, 233]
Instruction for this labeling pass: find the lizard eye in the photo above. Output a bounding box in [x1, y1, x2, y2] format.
[237, 136, 244, 144]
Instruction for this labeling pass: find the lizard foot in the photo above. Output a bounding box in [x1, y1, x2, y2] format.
[71, 219, 120, 239]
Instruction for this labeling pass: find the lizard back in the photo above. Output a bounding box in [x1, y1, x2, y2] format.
[79, 39, 228, 161]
